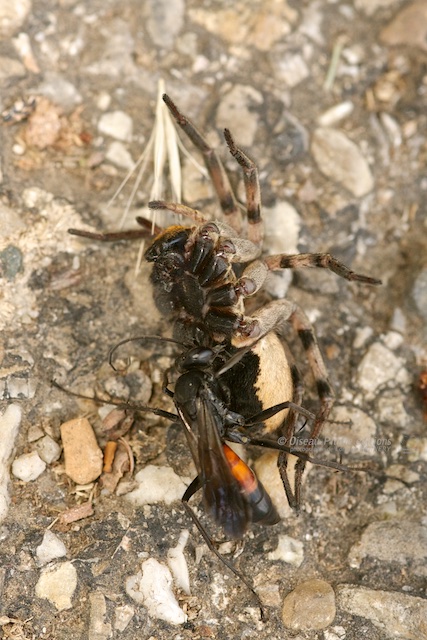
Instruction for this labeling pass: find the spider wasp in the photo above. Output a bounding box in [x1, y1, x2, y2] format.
[55, 335, 352, 613]
[69, 93, 381, 511]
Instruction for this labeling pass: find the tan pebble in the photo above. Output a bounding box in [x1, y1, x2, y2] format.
[282, 579, 336, 630]
[60, 418, 103, 484]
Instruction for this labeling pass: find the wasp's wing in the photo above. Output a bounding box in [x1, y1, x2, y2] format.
[179, 391, 250, 539]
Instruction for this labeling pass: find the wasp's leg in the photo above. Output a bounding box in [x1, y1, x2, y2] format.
[265, 252, 382, 286]
[162, 94, 243, 234]
[181, 477, 264, 615]
[223, 128, 263, 247]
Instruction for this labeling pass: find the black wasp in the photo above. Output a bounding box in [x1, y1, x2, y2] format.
[57, 335, 348, 609]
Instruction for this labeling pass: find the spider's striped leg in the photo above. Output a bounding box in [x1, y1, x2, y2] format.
[162, 94, 243, 234]
[223, 128, 263, 247]
[289, 306, 335, 510]
[265, 252, 382, 286]
[277, 362, 305, 509]
[148, 200, 207, 224]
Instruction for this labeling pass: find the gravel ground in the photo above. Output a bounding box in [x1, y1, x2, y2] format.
[1, 1, 426, 639]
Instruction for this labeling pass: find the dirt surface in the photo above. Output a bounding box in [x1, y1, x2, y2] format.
[1, 1, 426, 639]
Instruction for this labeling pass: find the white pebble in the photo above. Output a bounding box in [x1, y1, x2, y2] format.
[216, 85, 263, 147]
[317, 101, 354, 127]
[268, 534, 304, 567]
[114, 604, 134, 632]
[311, 127, 374, 197]
[105, 141, 135, 170]
[357, 342, 410, 399]
[35, 561, 77, 610]
[89, 592, 112, 639]
[126, 559, 186, 625]
[36, 530, 67, 565]
[167, 530, 191, 595]
[98, 110, 133, 141]
[12, 451, 46, 482]
[96, 91, 111, 111]
[35, 434, 62, 464]
[0, 404, 22, 522]
[337, 584, 427, 638]
[125, 465, 190, 507]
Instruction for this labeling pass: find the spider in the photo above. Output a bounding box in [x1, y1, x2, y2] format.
[69, 94, 381, 509]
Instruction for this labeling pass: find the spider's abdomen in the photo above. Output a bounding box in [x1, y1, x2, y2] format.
[222, 332, 293, 433]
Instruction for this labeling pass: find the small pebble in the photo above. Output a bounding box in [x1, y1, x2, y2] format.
[167, 530, 191, 595]
[105, 141, 135, 170]
[35, 434, 61, 464]
[0, 245, 23, 281]
[216, 85, 263, 147]
[125, 465, 190, 507]
[96, 92, 111, 111]
[311, 127, 374, 197]
[412, 268, 427, 321]
[12, 451, 46, 482]
[377, 391, 410, 427]
[274, 51, 309, 88]
[5, 376, 37, 399]
[406, 437, 427, 463]
[348, 520, 427, 569]
[322, 405, 377, 456]
[324, 626, 346, 640]
[35, 72, 82, 109]
[0, 202, 25, 238]
[35, 561, 77, 611]
[114, 604, 134, 632]
[268, 534, 304, 567]
[89, 592, 112, 640]
[125, 558, 186, 625]
[282, 579, 336, 630]
[380, 0, 427, 52]
[98, 111, 133, 142]
[263, 201, 301, 298]
[145, 0, 184, 50]
[60, 418, 103, 484]
[36, 530, 67, 566]
[27, 425, 44, 443]
[0, 0, 31, 37]
[337, 584, 427, 639]
[0, 404, 22, 521]
[317, 101, 354, 127]
[356, 342, 410, 399]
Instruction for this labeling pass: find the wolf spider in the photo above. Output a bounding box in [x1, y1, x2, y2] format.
[69, 94, 381, 510]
